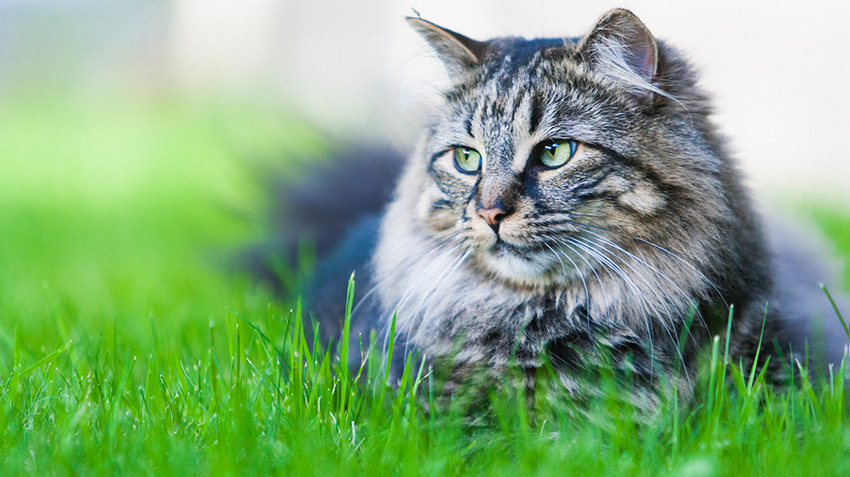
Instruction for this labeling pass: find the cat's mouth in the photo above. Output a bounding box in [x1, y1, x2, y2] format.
[476, 238, 557, 284]
[492, 237, 534, 255]
[488, 236, 547, 259]
[476, 236, 587, 288]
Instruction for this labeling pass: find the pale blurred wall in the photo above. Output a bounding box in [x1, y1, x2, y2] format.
[2, 0, 848, 196]
[167, 0, 850, 196]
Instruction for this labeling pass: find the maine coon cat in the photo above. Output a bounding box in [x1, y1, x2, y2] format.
[293, 8, 849, 403]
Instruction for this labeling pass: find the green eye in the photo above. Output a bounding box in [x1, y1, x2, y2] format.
[539, 140, 578, 168]
[453, 147, 482, 173]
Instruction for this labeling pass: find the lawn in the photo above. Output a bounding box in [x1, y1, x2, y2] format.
[1, 94, 848, 475]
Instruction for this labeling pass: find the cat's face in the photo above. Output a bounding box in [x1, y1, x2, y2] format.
[409, 11, 693, 291]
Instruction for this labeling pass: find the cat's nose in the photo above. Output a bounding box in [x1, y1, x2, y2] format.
[478, 205, 512, 233]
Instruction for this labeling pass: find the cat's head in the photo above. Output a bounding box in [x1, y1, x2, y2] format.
[403, 9, 728, 291]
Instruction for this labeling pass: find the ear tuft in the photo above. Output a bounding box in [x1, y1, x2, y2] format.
[579, 9, 659, 97]
[407, 17, 486, 73]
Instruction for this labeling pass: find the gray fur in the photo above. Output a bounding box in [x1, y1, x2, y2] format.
[317, 9, 848, 401]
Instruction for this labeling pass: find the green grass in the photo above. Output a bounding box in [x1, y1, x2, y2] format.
[1, 95, 849, 475]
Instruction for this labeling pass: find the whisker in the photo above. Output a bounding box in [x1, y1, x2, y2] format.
[631, 236, 728, 307]
[566, 220, 728, 307]
[542, 242, 568, 309]
[573, 235, 679, 322]
[563, 237, 658, 377]
[398, 248, 471, 355]
[543, 241, 592, 324]
[573, 235, 692, 384]
[412, 249, 473, 347]
[579, 229, 710, 336]
[554, 237, 610, 330]
[379, 242, 463, 352]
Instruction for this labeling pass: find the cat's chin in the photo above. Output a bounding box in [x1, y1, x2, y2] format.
[478, 243, 565, 289]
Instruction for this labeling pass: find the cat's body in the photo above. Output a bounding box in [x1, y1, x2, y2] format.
[289, 9, 848, 402]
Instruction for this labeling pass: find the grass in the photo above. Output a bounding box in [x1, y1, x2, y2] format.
[1, 94, 849, 475]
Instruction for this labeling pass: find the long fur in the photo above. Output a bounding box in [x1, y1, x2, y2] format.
[297, 9, 849, 402]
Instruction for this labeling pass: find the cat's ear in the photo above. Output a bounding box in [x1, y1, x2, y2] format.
[407, 17, 486, 73]
[579, 9, 659, 96]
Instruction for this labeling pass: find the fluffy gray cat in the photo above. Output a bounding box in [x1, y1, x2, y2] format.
[291, 8, 849, 403]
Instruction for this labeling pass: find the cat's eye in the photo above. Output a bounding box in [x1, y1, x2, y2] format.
[538, 140, 578, 168]
[453, 147, 482, 174]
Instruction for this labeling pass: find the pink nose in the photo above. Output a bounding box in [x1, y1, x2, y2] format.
[478, 207, 507, 226]
[478, 206, 512, 233]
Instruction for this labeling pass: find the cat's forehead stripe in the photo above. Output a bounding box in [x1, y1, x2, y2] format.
[469, 47, 557, 137]
[463, 58, 546, 172]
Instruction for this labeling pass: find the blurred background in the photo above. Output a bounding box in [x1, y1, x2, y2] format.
[2, 0, 849, 190]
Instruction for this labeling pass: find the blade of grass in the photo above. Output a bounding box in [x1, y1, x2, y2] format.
[820, 284, 849, 338]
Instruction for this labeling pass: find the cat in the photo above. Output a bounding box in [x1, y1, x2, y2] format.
[281, 8, 849, 404]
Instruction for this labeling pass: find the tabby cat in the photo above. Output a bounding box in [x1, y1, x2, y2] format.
[296, 8, 848, 404]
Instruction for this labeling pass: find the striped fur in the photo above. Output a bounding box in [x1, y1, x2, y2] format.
[364, 9, 802, 403]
